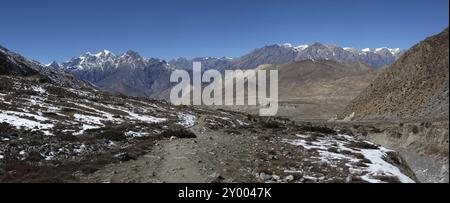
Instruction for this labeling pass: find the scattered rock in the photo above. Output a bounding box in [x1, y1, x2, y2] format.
[283, 175, 294, 182]
[269, 155, 278, 160]
[259, 172, 272, 181]
[114, 152, 131, 161]
[272, 174, 280, 181]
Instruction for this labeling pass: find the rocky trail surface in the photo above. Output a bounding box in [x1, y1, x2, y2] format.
[81, 116, 225, 183]
[80, 113, 419, 183]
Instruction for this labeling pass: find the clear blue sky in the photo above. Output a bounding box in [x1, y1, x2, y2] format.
[1, 0, 448, 64]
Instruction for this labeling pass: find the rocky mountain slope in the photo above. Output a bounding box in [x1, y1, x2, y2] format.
[0, 46, 91, 89]
[338, 28, 449, 121]
[1, 44, 417, 183]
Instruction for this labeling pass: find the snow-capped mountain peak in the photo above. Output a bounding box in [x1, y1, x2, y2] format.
[78, 50, 115, 59]
[94, 50, 115, 58]
[57, 50, 171, 72]
[121, 50, 141, 59]
[362, 47, 402, 56]
[388, 48, 401, 55]
[46, 61, 62, 69]
[343, 47, 360, 54]
[373, 47, 402, 56]
[375, 47, 387, 52]
[294, 44, 309, 51]
[281, 43, 293, 48]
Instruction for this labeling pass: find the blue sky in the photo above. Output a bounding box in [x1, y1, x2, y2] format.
[1, 0, 448, 64]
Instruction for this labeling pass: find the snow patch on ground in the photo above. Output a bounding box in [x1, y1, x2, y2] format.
[0, 93, 12, 105]
[73, 144, 87, 154]
[285, 133, 415, 183]
[73, 113, 104, 126]
[70, 102, 122, 124]
[121, 109, 167, 124]
[177, 113, 197, 128]
[359, 148, 415, 183]
[125, 131, 150, 138]
[73, 124, 101, 136]
[31, 86, 46, 94]
[0, 111, 54, 132]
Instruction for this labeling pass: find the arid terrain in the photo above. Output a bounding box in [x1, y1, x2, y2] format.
[219, 60, 378, 121]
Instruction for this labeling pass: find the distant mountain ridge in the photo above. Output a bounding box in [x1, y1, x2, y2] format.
[169, 43, 403, 71]
[51, 42, 402, 72]
[47, 42, 403, 98]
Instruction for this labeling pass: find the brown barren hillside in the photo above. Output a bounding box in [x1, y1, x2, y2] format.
[338, 28, 449, 121]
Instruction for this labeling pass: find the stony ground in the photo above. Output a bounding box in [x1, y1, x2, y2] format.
[327, 121, 449, 183]
[80, 116, 418, 183]
[1, 75, 418, 183]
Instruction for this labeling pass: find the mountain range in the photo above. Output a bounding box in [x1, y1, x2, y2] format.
[49, 50, 174, 99]
[169, 43, 403, 71]
[46, 43, 402, 98]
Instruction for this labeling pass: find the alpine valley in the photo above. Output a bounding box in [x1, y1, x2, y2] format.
[1, 28, 448, 183]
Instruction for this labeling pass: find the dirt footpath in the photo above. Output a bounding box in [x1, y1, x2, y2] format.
[80, 116, 256, 183]
[79, 114, 419, 183]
